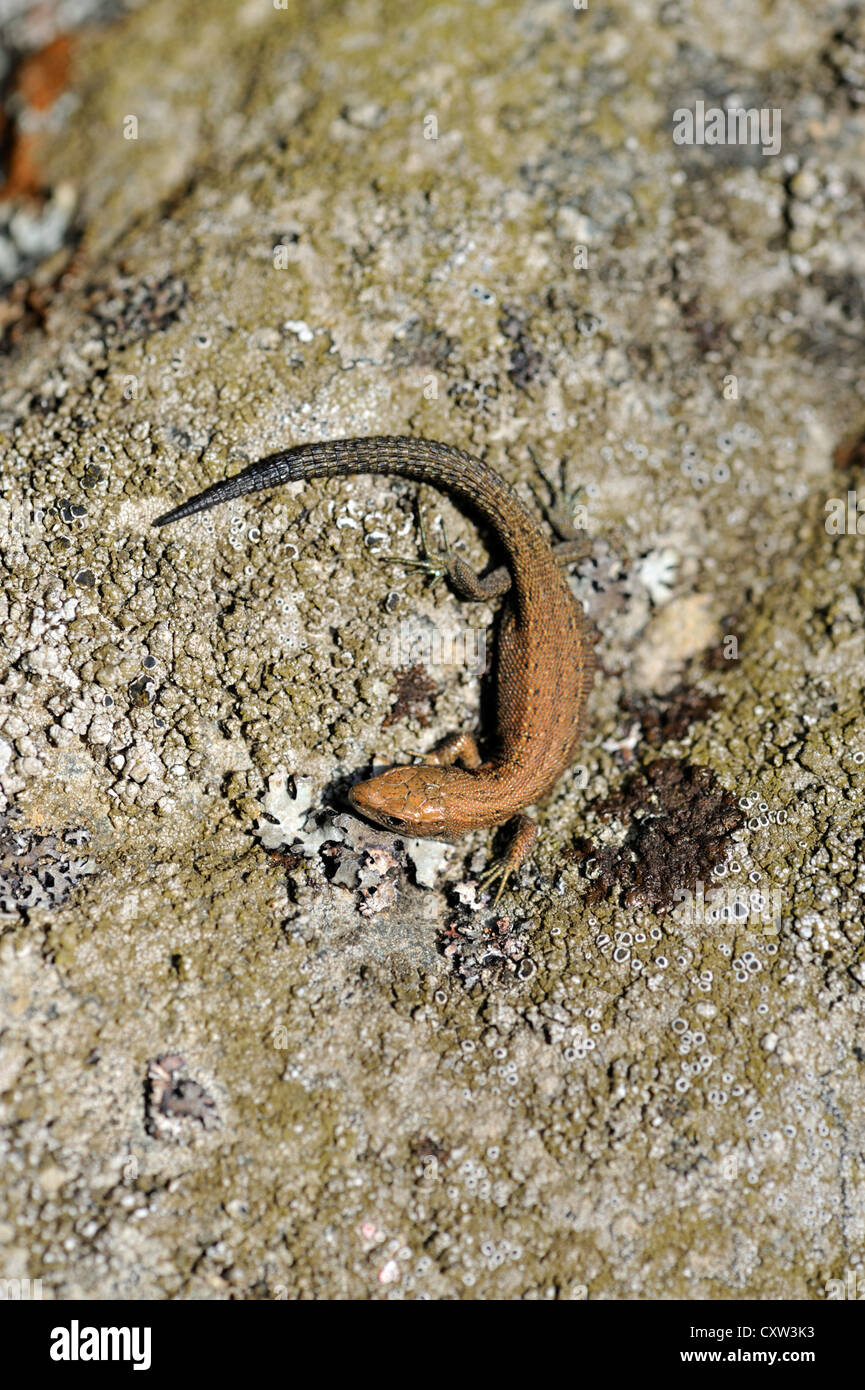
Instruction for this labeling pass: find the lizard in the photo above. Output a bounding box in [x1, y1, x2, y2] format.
[153, 436, 596, 904]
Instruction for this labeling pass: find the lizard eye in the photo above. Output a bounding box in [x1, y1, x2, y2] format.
[380, 813, 406, 832]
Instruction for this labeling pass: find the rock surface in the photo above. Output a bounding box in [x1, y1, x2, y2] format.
[0, 0, 864, 1298]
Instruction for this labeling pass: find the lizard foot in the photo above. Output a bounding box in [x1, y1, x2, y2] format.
[374, 504, 453, 588]
[476, 814, 539, 908]
[476, 856, 517, 909]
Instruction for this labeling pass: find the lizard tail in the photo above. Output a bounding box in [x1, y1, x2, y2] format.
[152, 436, 538, 551]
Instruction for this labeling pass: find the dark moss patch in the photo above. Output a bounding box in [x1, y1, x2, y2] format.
[382, 664, 438, 729]
[571, 757, 744, 912]
[620, 683, 722, 746]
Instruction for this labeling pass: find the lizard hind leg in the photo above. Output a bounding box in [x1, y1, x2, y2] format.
[376, 501, 512, 601]
[526, 445, 590, 550]
[552, 535, 593, 565]
[476, 813, 539, 907]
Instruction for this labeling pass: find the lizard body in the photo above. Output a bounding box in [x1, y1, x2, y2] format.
[153, 436, 595, 900]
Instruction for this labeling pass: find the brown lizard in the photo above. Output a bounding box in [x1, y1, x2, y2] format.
[153, 436, 596, 903]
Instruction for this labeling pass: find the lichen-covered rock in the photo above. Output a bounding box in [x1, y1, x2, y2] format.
[0, 0, 863, 1299]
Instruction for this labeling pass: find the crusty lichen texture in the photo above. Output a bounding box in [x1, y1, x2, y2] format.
[0, 0, 863, 1299]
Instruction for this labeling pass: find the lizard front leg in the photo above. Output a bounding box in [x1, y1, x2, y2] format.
[421, 731, 483, 770]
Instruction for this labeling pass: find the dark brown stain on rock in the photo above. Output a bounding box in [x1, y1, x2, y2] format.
[570, 757, 744, 913]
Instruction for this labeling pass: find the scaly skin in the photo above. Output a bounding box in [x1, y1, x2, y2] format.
[153, 436, 596, 902]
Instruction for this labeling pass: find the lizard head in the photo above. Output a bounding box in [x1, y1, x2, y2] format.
[349, 764, 450, 840]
